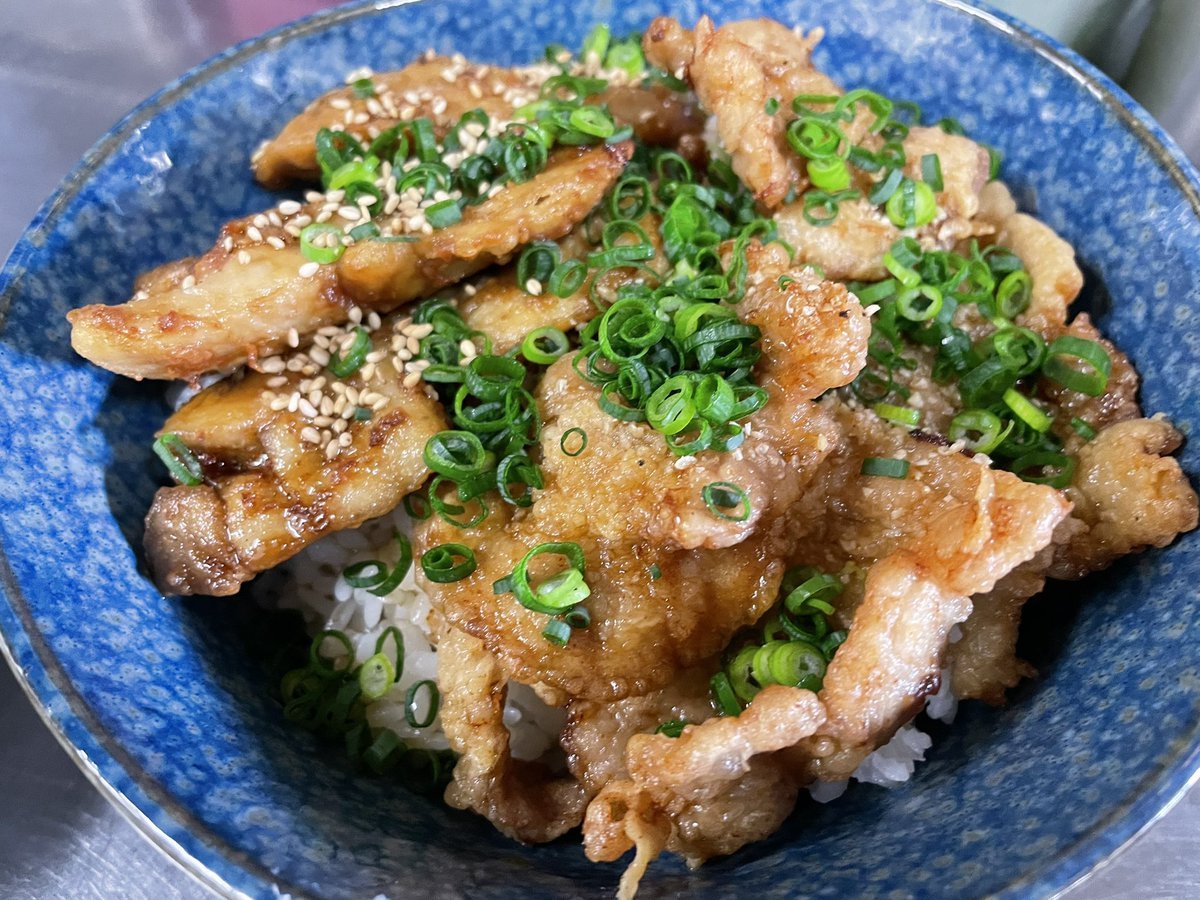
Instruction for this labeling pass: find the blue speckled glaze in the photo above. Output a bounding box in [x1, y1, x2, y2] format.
[0, 0, 1198, 897]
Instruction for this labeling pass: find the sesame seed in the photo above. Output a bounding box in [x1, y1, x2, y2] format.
[253, 214, 269, 229]
[267, 375, 289, 388]
[338, 432, 353, 447]
[301, 426, 321, 444]
[402, 372, 422, 388]
[325, 441, 340, 460]
[459, 339, 476, 356]
[406, 322, 434, 339]
[267, 236, 286, 250]
[525, 279, 543, 296]
[298, 261, 320, 278]
[360, 363, 377, 382]
[332, 418, 348, 434]
[237, 250, 252, 265]
[287, 392, 301, 412]
[222, 235, 234, 252]
[278, 200, 302, 215]
[330, 97, 351, 110]
[348, 307, 364, 325]
[406, 336, 421, 355]
[260, 356, 285, 373]
[269, 396, 289, 411]
[367, 312, 382, 330]
[298, 398, 318, 418]
[181, 274, 196, 290]
[337, 206, 361, 221]
[308, 346, 331, 367]
[246, 225, 264, 243]
[287, 328, 300, 348]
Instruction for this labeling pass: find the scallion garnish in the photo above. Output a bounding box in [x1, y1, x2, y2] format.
[702, 482, 751, 522]
[560, 427, 588, 457]
[655, 720, 687, 738]
[860, 456, 910, 478]
[358, 653, 396, 701]
[299, 222, 346, 265]
[420, 543, 477, 583]
[404, 680, 440, 728]
[873, 402, 921, 429]
[1042, 335, 1112, 396]
[152, 433, 204, 486]
[328, 327, 371, 378]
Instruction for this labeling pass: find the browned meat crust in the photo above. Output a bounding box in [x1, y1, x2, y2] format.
[438, 625, 587, 842]
[68, 142, 630, 381]
[144, 326, 447, 595]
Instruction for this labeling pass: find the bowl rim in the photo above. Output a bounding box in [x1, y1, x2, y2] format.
[1, 1, 1198, 897]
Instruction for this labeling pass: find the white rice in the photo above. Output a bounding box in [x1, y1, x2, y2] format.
[275, 508, 561, 759]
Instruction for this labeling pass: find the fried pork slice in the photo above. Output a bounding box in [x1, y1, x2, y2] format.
[253, 58, 536, 189]
[583, 687, 826, 898]
[644, 16, 841, 210]
[773, 126, 992, 281]
[253, 54, 703, 189]
[1049, 416, 1199, 579]
[416, 244, 870, 701]
[336, 143, 632, 306]
[144, 323, 447, 596]
[947, 551, 1049, 704]
[783, 405, 1069, 779]
[437, 625, 587, 843]
[68, 143, 631, 381]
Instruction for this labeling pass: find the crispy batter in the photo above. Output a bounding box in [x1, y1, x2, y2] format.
[253, 58, 533, 189]
[774, 127, 992, 281]
[784, 405, 1069, 778]
[438, 625, 587, 842]
[337, 143, 632, 306]
[1050, 416, 1199, 579]
[144, 325, 447, 595]
[68, 143, 630, 381]
[645, 16, 838, 210]
[998, 212, 1084, 330]
[583, 687, 825, 897]
[417, 245, 869, 701]
[948, 552, 1048, 704]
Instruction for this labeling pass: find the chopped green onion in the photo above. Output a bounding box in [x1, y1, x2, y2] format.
[547, 259, 587, 297]
[949, 409, 1013, 454]
[702, 482, 751, 522]
[299, 222, 346, 264]
[920, 153, 944, 191]
[420, 543, 477, 583]
[1002, 388, 1053, 433]
[1041, 335, 1112, 396]
[403, 491, 431, 520]
[560, 427, 588, 456]
[152, 433, 203, 486]
[764, 97, 781, 115]
[521, 327, 570, 365]
[861, 456, 911, 478]
[885, 178, 937, 228]
[1071, 417, 1097, 440]
[873, 402, 921, 429]
[358, 653, 396, 701]
[649, 563, 662, 581]
[328, 327, 371, 378]
[505, 542, 591, 615]
[425, 199, 462, 229]
[808, 156, 851, 192]
[424, 431, 489, 479]
[996, 270, 1032, 318]
[543, 618, 572, 646]
[655, 720, 687, 738]
[404, 680, 440, 728]
[710, 671, 742, 716]
[1010, 450, 1077, 488]
[309, 629, 355, 676]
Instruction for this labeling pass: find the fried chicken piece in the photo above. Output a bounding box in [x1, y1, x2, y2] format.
[947, 552, 1048, 704]
[774, 127, 992, 281]
[644, 16, 839, 210]
[784, 405, 1070, 778]
[583, 687, 826, 898]
[599, 83, 707, 157]
[69, 143, 631, 381]
[253, 58, 536, 189]
[998, 211, 1084, 331]
[1050, 416, 1199, 579]
[144, 321, 447, 596]
[437, 625, 587, 842]
[417, 244, 869, 701]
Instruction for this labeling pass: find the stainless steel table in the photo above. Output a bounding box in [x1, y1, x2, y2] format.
[1, 1, 1196, 897]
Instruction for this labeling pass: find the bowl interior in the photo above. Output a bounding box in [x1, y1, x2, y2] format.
[1, 0, 1199, 897]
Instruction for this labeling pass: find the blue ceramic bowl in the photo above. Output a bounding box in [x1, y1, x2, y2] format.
[2, 0, 1198, 897]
